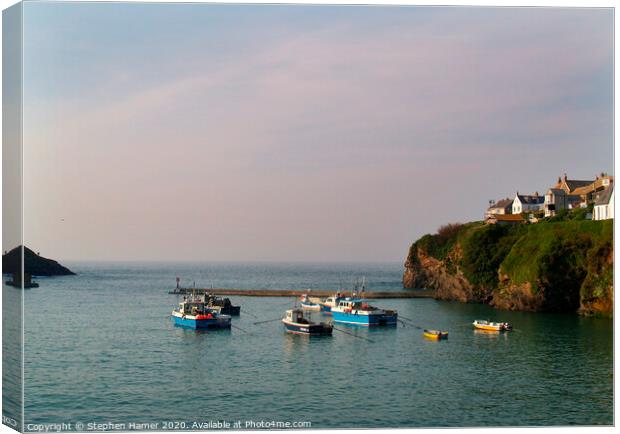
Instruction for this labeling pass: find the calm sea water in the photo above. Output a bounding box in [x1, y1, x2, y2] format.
[6, 262, 614, 429]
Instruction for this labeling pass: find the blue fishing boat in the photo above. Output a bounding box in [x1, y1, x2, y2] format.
[331, 298, 397, 326]
[282, 309, 333, 335]
[171, 293, 231, 329]
[322, 277, 368, 314]
[299, 293, 321, 311]
[319, 293, 345, 314]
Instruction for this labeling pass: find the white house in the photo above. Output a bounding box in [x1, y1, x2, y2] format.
[593, 185, 614, 221]
[512, 192, 545, 214]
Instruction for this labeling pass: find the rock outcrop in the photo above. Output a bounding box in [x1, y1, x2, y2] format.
[404, 245, 475, 303]
[2, 246, 75, 276]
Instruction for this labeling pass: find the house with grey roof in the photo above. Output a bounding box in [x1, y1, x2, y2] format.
[545, 173, 614, 216]
[512, 192, 544, 214]
[485, 198, 513, 218]
[544, 188, 584, 217]
[553, 173, 595, 195]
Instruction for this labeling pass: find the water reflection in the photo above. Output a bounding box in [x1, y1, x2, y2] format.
[174, 326, 232, 341]
[473, 329, 509, 339]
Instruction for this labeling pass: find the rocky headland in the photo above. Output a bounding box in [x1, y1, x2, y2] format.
[403, 218, 613, 317]
[3, 246, 75, 276]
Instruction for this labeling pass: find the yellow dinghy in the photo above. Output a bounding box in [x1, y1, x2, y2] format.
[423, 329, 448, 340]
[472, 319, 512, 332]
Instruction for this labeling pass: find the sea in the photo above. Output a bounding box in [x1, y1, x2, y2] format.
[2, 262, 614, 430]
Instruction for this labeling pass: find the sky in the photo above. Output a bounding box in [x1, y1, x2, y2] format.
[14, 3, 614, 262]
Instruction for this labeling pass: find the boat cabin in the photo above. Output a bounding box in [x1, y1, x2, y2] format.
[337, 299, 373, 311]
[178, 301, 209, 316]
[206, 295, 232, 307]
[285, 309, 310, 324]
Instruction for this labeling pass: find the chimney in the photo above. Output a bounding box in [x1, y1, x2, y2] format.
[563, 173, 568, 181]
[557, 176, 562, 184]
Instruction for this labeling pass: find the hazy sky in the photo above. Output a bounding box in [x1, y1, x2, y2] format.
[19, 4, 613, 262]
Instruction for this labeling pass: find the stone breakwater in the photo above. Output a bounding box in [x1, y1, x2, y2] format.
[170, 287, 435, 298]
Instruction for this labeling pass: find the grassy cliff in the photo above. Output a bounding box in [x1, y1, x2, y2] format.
[404, 218, 613, 316]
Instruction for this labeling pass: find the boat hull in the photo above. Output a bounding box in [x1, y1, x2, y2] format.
[282, 319, 332, 335]
[424, 330, 448, 340]
[332, 311, 397, 326]
[210, 305, 241, 316]
[473, 324, 501, 332]
[300, 302, 321, 311]
[171, 312, 231, 329]
[222, 305, 241, 316]
[320, 304, 332, 314]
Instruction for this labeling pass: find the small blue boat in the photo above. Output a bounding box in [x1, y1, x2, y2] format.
[282, 309, 333, 335]
[299, 293, 321, 311]
[171, 294, 231, 329]
[331, 298, 397, 326]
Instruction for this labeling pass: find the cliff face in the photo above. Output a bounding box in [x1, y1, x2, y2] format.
[490, 279, 545, 312]
[3, 246, 75, 276]
[404, 244, 476, 303]
[403, 220, 613, 316]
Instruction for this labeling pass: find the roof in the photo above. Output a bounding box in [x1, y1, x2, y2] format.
[491, 214, 525, 222]
[546, 188, 566, 195]
[593, 176, 614, 189]
[572, 184, 596, 196]
[488, 198, 513, 210]
[594, 185, 614, 206]
[564, 180, 594, 191]
[517, 194, 544, 205]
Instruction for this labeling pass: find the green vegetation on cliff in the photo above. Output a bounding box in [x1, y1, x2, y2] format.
[500, 220, 611, 296]
[405, 218, 613, 316]
[412, 222, 481, 261]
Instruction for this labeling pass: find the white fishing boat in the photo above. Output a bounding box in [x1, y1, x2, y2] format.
[472, 319, 512, 332]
